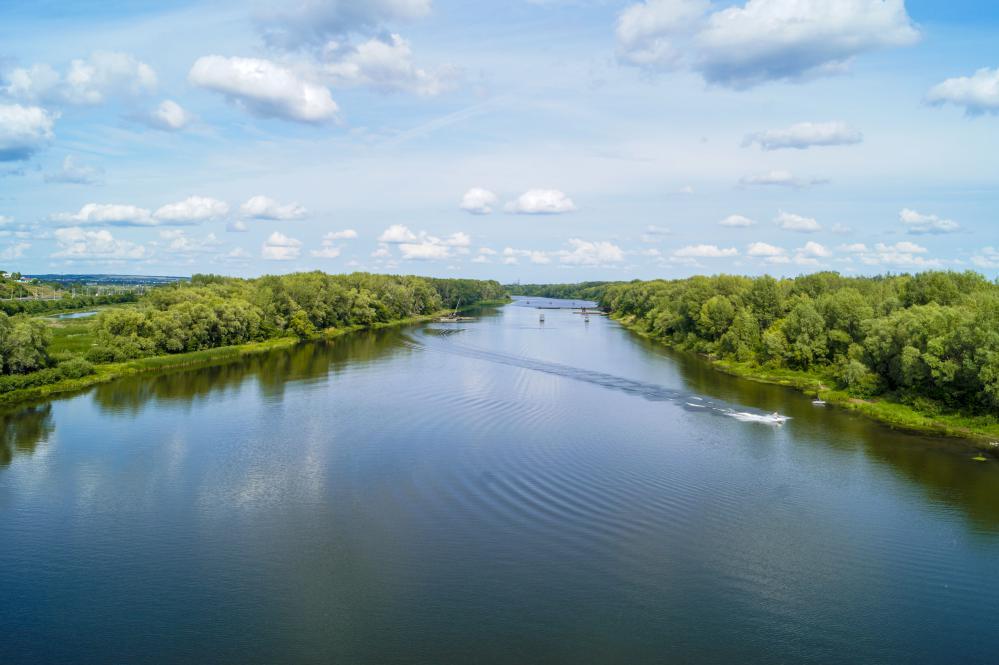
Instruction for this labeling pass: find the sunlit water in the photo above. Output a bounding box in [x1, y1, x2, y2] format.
[2, 301, 998, 664]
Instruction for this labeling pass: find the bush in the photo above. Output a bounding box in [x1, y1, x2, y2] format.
[57, 357, 95, 379]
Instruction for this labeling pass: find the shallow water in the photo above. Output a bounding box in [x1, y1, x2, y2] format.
[2, 302, 997, 664]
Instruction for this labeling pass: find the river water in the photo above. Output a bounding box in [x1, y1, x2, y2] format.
[2, 299, 997, 664]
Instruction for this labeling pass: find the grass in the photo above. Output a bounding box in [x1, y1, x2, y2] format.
[615, 314, 999, 445]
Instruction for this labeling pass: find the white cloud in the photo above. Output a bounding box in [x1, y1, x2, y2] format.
[459, 187, 498, 215]
[0, 242, 31, 260]
[240, 195, 307, 220]
[3, 52, 157, 105]
[322, 34, 458, 96]
[261, 231, 302, 260]
[503, 247, 552, 265]
[927, 67, 999, 116]
[444, 231, 471, 248]
[746, 241, 784, 257]
[154, 196, 229, 224]
[677, 184, 695, 194]
[323, 229, 358, 241]
[899, 208, 959, 235]
[858, 241, 938, 267]
[52, 227, 147, 260]
[505, 189, 576, 214]
[674, 244, 738, 258]
[258, 0, 432, 49]
[971, 247, 999, 269]
[0, 104, 57, 162]
[558, 239, 625, 265]
[797, 240, 830, 258]
[744, 121, 862, 150]
[839, 243, 868, 253]
[371, 246, 392, 258]
[311, 246, 342, 259]
[740, 170, 824, 188]
[471, 254, 489, 264]
[640, 224, 671, 243]
[227, 220, 248, 233]
[44, 155, 102, 184]
[399, 241, 450, 260]
[720, 214, 755, 227]
[158, 229, 221, 254]
[617, 0, 919, 88]
[145, 99, 192, 131]
[478, 247, 497, 255]
[378, 224, 418, 243]
[52, 203, 154, 227]
[188, 56, 338, 123]
[776, 211, 821, 233]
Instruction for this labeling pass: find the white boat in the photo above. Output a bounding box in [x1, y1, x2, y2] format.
[812, 399, 827, 406]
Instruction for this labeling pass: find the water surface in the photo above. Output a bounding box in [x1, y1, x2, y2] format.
[2, 302, 997, 664]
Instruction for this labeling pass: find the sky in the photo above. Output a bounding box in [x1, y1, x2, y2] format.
[1, 0, 998, 281]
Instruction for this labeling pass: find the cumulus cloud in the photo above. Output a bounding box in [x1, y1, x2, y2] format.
[52, 227, 148, 260]
[839, 243, 869, 253]
[640, 224, 671, 243]
[189, 56, 338, 123]
[145, 99, 192, 131]
[796, 240, 830, 257]
[157, 229, 222, 254]
[502, 247, 552, 265]
[927, 67, 999, 116]
[377, 225, 469, 260]
[860, 241, 939, 267]
[227, 220, 248, 233]
[324, 229, 358, 241]
[746, 241, 784, 257]
[44, 155, 102, 184]
[261, 231, 303, 260]
[459, 187, 498, 215]
[776, 211, 821, 233]
[744, 121, 862, 150]
[740, 170, 825, 188]
[378, 224, 418, 243]
[52, 203, 155, 227]
[720, 214, 755, 227]
[899, 208, 959, 235]
[257, 0, 432, 49]
[0, 104, 57, 162]
[154, 196, 230, 224]
[322, 34, 458, 96]
[3, 52, 157, 105]
[616, 0, 919, 88]
[674, 244, 738, 258]
[240, 195, 307, 220]
[558, 239, 625, 265]
[505, 189, 576, 214]
[53, 197, 230, 227]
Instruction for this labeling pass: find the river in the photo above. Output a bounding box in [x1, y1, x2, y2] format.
[2, 299, 997, 664]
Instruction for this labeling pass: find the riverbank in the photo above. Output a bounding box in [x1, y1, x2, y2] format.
[614, 314, 999, 446]
[0, 309, 470, 408]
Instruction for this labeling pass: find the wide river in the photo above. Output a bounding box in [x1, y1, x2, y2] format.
[2, 299, 998, 664]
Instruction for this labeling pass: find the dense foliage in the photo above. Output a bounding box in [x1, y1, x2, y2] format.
[87, 272, 505, 363]
[596, 271, 999, 414]
[0, 292, 138, 316]
[505, 281, 610, 301]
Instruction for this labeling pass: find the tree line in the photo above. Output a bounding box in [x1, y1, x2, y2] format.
[87, 272, 505, 362]
[533, 271, 999, 414]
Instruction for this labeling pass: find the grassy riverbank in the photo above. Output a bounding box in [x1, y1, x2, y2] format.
[616, 314, 999, 445]
[0, 308, 478, 408]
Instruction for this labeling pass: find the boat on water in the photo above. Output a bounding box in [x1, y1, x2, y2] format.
[812, 399, 827, 406]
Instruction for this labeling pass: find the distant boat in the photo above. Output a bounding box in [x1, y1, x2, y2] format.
[812, 399, 827, 406]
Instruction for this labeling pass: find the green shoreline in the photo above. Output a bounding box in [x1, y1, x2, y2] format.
[0, 310, 459, 409]
[615, 314, 999, 446]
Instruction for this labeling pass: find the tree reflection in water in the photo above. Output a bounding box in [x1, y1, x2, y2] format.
[0, 404, 54, 466]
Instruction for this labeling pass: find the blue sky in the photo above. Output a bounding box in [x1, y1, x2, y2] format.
[1, 0, 997, 280]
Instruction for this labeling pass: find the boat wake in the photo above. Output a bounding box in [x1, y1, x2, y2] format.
[408, 330, 790, 427]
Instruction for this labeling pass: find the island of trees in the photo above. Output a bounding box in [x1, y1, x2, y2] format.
[0, 272, 505, 399]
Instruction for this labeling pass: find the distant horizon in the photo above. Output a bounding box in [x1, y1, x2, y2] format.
[2, 1, 998, 280]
